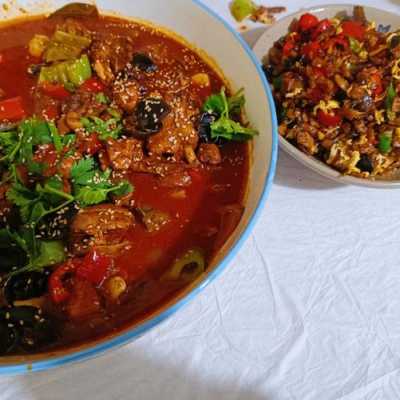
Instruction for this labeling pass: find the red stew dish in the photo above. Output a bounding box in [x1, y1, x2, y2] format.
[0, 4, 257, 354]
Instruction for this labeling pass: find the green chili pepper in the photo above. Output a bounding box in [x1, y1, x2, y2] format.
[386, 81, 396, 112]
[230, 0, 257, 22]
[272, 76, 283, 90]
[44, 30, 91, 63]
[39, 55, 92, 86]
[349, 37, 362, 53]
[378, 131, 393, 154]
[162, 248, 205, 282]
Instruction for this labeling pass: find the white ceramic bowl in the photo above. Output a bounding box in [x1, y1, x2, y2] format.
[253, 4, 400, 188]
[0, 0, 277, 374]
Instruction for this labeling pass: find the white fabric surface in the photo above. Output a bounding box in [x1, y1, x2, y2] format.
[2, 0, 400, 398]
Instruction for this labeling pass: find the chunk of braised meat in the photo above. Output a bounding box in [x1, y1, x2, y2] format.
[70, 205, 135, 256]
[90, 36, 134, 83]
[112, 78, 140, 113]
[106, 138, 144, 171]
[58, 18, 91, 37]
[146, 96, 198, 160]
[197, 143, 222, 165]
[137, 207, 171, 233]
[61, 91, 106, 118]
[158, 170, 192, 188]
[130, 158, 183, 175]
[129, 159, 193, 188]
[66, 278, 101, 320]
[33, 91, 60, 121]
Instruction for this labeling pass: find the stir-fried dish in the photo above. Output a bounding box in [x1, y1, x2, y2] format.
[0, 4, 257, 355]
[263, 6, 400, 178]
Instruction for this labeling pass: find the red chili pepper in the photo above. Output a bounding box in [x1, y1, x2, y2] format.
[41, 104, 60, 121]
[341, 20, 366, 41]
[302, 41, 321, 58]
[49, 261, 78, 304]
[80, 77, 106, 93]
[298, 13, 319, 31]
[323, 34, 349, 51]
[76, 249, 112, 285]
[40, 83, 70, 100]
[311, 19, 332, 39]
[283, 40, 295, 56]
[78, 132, 103, 155]
[317, 110, 342, 127]
[312, 67, 328, 77]
[0, 96, 26, 121]
[308, 87, 324, 103]
[16, 165, 29, 186]
[370, 73, 383, 96]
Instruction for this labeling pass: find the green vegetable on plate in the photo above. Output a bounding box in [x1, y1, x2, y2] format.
[230, 0, 258, 22]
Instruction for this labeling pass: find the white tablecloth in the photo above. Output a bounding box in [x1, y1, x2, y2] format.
[2, 0, 400, 399]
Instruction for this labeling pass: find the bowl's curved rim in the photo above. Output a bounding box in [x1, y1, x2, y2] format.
[253, 3, 400, 189]
[0, 0, 278, 375]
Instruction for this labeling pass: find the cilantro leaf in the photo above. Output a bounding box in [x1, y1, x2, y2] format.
[202, 87, 258, 142]
[62, 133, 76, 147]
[95, 92, 110, 105]
[31, 241, 66, 269]
[81, 115, 123, 141]
[228, 88, 246, 115]
[112, 181, 133, 197]
[74, 178, 133, 207]
[203, 90, 229, 115]
[70, 158, 133, 207]
[210, 117, 257, 142]
[71, 157, 96, 185]
[48, 121, 62, 153]
[5, 239, 66, 278]
[0, 131, 19, 160]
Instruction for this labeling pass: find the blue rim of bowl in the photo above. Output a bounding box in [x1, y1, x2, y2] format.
[0, 0, 278, 375]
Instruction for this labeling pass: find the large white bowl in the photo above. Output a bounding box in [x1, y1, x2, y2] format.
[0, 0, 278, 374]
[253, 4, 400, 188]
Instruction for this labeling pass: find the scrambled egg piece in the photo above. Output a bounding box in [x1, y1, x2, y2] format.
[313, 100, 340, 115]
[392, 59, 400, 80]
[375, 110, 385, 125]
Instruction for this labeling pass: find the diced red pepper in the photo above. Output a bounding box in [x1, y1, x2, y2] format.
[308, 87, 324, 103]
[312, 67, 328, 77]
[40, 83, 70, 100]
[311, 19, 332, 39]
[80, 77, 106, 93]
[16, 165, 29, 186]
[0, 96, 26, 122]
[77, 132, 103, 155]
[49, 261, 78, 304]
[302, 41, 321, 58]
[298, 13, 319, 31]
[341, 20, 366, 41]
[323, 34, 349, 51]
[42, 103, 60, 121]
[370, 73, 383, 96]
[317, 110, 342, 127]
[76, 249, 112, 286]
[283, 40, 295, 56]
